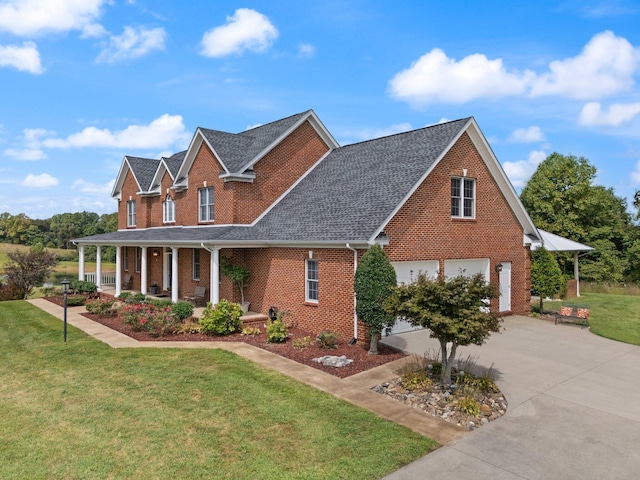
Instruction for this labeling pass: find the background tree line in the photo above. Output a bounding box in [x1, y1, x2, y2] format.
[0, 211, 117, 263]
[521, 153, 640, 284]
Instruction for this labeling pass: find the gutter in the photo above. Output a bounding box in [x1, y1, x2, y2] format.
[346, 243, 358, 344]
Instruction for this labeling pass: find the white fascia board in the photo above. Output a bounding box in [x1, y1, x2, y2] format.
[173, 130, 229, 190]
[464, 119, 538, 237]
[235, 110, 340, 175]
[367, 121, 470, 243]
[112, 157, 143, 201]
[250, 149, 332, 225]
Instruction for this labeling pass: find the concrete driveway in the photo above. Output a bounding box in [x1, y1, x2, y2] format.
[381, 315, 640, 479]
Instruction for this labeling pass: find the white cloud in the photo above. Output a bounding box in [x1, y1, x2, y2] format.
[72, 178, 114, 193]
[631, 160, 640, 185]
[507, 126, 546, 143]
[0, 0, 105, 37]
[389, 31, 640, 106]
[578, 101, 640, 126]
[22, 173, 58, 188]
[42, 114, 190, 150]
[388, 48, 531, 105]
[0, 42, 43, 74]
[200, 8, 278, 57]
[96, 26, 166, 63]
[530, 31, 640, 99]
[298, 43, 316, 59]
[3, 148, 46, 160]
[503, 150, 547, 188]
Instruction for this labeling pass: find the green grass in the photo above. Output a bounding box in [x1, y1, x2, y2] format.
[0, 301, 437, 479]
[541, 293, 640, 345]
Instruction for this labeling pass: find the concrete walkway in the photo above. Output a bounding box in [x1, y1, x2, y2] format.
[381, 316, 640, 479]
[27, 298, 465, 446]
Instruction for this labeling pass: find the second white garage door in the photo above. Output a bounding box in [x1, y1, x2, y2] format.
[390, 260, 439, 334]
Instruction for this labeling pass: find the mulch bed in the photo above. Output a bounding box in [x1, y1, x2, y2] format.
[46, 296, 405, 378]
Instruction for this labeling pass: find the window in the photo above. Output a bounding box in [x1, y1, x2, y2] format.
[123, 247, 129, 272]
[135, 247, 141, 273]
[451, 177, 475, 218]
[305, 259, 319, 302]
[198, 187, 214, 222]
[127, 200, 137, 227]
[192, 248, 201, 281]
[163, 195, 175, 223]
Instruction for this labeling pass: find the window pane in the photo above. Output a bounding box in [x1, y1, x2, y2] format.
[451, 197, 460, 217]
[464, 198, 474, 217]
[464, 179, 474, 199]
[451, 178, 461, 197]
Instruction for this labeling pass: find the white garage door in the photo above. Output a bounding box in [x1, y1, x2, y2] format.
[390, 261, 439, 334]
[444, 258, 490, 280]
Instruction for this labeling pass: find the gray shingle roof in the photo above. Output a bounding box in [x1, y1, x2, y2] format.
[163, 151, 185, 178]
[200, 110, 310, 173]
[125, 156, 160, 192]
[80, 116, 471, 246]
[253, 118, 470, 241]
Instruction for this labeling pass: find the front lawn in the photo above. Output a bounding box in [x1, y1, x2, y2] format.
[0, 301, 436, 480]
[540, 293, 640, 345]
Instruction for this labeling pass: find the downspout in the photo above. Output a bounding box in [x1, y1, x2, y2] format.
[346, 243, 358, 344]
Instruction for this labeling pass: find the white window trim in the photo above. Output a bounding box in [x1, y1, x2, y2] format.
[127, 200, 136, 227]
[192, 248, 200, 281]
[305, 259, 319, 303]
[198, 187, 214, 223]
[163, 195, 175, 224]
[451, 177, 476, 219]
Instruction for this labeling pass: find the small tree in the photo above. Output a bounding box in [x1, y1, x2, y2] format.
[354, 245, 397, 354]
[385, 273, 500, 384]
[220, 257, 250, 304]
[4, 244, 58, 299]
[530, 247, 564, 312]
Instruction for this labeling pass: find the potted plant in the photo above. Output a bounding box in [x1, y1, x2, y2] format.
[221, 257, 250, 312]
[149, 282, 159, 295]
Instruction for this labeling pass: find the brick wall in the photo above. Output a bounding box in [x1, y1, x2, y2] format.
[384, 132, 531, 315]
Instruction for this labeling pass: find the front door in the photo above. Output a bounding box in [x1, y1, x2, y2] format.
[499, 261, 512, 312]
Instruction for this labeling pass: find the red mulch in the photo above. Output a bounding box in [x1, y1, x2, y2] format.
[46, 297, 406, 378]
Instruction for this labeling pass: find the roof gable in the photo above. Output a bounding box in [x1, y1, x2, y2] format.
[112, 156, 160, 199]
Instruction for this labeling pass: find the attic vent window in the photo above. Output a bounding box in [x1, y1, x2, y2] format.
[451, 177, 475, 219]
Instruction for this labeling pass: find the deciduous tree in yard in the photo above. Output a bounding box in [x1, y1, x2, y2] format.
[385, 273, 500, 384]
[530, 247, 564, 312]
[4, 244, 57, 299]
[354, 245, 397, 355]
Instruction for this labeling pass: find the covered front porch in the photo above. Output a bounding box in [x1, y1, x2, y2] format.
[76, 243, 223, 305]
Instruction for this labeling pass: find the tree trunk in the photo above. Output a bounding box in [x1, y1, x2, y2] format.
[440, 340, 458, 385]
[368, 332, 379, 355]
[539, 296, 544, 313]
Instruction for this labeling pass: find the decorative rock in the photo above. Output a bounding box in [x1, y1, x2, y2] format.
[312, 355, 353, 367]
[480, 404, 492, 416]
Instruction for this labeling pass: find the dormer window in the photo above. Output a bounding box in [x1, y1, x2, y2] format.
[198, 187, 214, 222]
[163, 195, 175, 223]
[451, 177, 475, 219]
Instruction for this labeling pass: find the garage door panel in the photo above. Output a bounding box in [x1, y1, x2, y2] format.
[390, 261, 438, 334]
[444, 258, 490, 280]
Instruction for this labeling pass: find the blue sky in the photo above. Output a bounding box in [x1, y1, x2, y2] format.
[1, 0, 640, 219]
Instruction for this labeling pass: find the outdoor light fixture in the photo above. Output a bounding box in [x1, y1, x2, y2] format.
[152, 250, 159, 257]
[495, 263, 503, 273]
[61, 278, 70, 342]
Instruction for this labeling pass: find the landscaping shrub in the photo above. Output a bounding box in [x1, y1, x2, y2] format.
[126, 293, 147, 304]
[66, 296, 87, 307]
[118, 291, 132, 302]
[458, 396, 480, 416]
[266, 318, 288, 343]
[170, 301, 194, 321]
[199, 299, 243, 335]
[241, 326, 261, 336]
[85, 297, 115, 316]
[175, 321, 201, 334]
[146, 306, 179, 337]
[120, 302, 179, 336]
[0, 282, 22, 301]
[71, 280, 97, 296]
[148, 298, 172, 309]
[316, 330, 339, 349]
[292, 335, 312, 349]
[400, 370, 432, 391]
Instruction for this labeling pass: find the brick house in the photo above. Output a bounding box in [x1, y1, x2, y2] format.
[75, 109, 540, 340]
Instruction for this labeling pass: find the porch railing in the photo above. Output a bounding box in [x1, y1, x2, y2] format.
[84, 272, 117, 286]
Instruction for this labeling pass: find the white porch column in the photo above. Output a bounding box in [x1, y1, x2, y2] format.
[210, 248, 220, 305]
[171, 247, 179, 303]
[141, 246, 148, 295]
[115, 246, 122, 297]
[78, 244, 85, 281]
[574, 252, 580, 297]
[95, 245, 102, 291]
